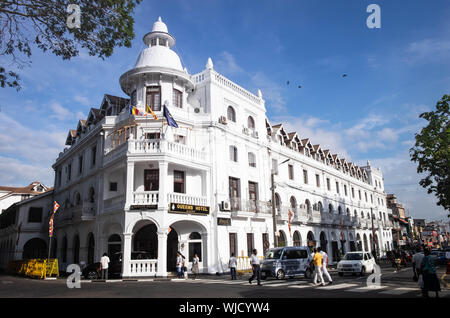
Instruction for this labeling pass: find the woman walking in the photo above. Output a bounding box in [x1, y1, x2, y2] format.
[192, 253, 200, 280]
[176, 251, 183, 279]
[421, 248, 441, 298]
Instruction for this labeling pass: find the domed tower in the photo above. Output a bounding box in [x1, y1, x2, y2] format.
[119, 17, 194, 113]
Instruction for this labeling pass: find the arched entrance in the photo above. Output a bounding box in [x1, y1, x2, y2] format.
[168, 220, 207, 274]
[22, 238, 47, 259]
[319, 231, 327, 253]
[349, 233, 356, 251]
[167, 227, 178, 272]
[307, 231, 315, 253]
[356, 234, 362, 251]
[73, 235, 80, 264]
[87, 233, 95, 264]
[363, 234, 368, 252]
[278, 230, 287, 247]
[108, 234, 122, 257]
[293, 231, 302, 246]
[133, 223, 158, 259]
[331, 232, 340, 262]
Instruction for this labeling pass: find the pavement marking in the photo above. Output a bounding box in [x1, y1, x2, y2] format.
[347, 286, 387, 292]
[288, 284, 315, 289]
[264, 281, 308, 287]
[379, 287, 418, 295]
[317, 283, 359, 290]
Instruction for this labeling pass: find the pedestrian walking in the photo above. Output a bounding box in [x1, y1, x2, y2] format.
[412, 248, 424, 281]
[248, 249, 261, 286]
[229, 253, 237, 280]
[421, 248, 441, 298]
[176, 251, 183, 278]
[192, 253, 199, 280]
[100, 253, 110, 280]
[318, 247, 332, 284]
[182, 254, 188, 279]
[312, 248, 325, 286]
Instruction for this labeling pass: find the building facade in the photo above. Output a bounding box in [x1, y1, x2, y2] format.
[1, 18, 394, 276]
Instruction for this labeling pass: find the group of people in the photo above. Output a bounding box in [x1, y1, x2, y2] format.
[311, 247, 333, 286]
[176, 251, 200, 279]
[411, 247, 441, 298]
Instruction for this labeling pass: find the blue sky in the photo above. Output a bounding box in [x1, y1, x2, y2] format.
[0, 0, 449, 221]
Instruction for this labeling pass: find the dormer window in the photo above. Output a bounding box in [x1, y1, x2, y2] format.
[247, 116, 255, 129]
[173, 89, 182, 108]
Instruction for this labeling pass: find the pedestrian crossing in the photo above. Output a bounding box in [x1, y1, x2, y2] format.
[169, 278, 430, 295]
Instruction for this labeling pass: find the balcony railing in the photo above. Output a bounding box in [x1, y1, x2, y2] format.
[129, 259, 158, 277]
[229, 198, 272, 215]
[168, 193, 208, 206]
[127, 139, 208, 162]
[132, 191, 159, 205]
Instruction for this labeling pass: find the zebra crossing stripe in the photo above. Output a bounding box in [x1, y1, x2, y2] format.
[347, 286, 387, 292]
[265, 281, 308, 287]
[379, 287, 418, 295]
[318, 283, 358, 290]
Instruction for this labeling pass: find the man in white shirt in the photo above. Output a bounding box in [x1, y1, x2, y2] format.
[229, 253, 237, 280]
[100, 253, 110, 280]
[248, 249, 262, 286]
[318, 247, 332, 284]
[412, 248, 425, 278]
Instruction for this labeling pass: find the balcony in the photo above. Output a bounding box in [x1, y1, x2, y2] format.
[129, 259, 158, 277]
[168, 192, 208, 207]
[343, 215, 352, 226]
[320, 212, 333, 225]
[230, 198, 272, 218]
[308, 210, 321, 224]
[55, 202, 95, 225]
[129, 139, 208, 162]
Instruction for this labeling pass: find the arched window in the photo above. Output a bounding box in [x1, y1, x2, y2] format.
[317, 201, 323, 213]
[293, 231, 302, 246]
[361, 211, 364, 218]
[189, 232, 201, 240]
[346, 208, 350, 216]
[247, 116, 255, 129]
[73, 235, 80, 264]
[338, 206, 342, 215]
[290, 196, 297, 212]
[75, 192, 81, 206]
[248, 152, 256, 167]
[229, 146, 238, 162]
[108, 234, 122, 257]
[305, 199, 311, 214]
[354, 209, 357, 217]
[89, 187, 95, 203]
[329, 204, 333, 213]
[274, 193, 281, 211]
[227, 106, 236, 122]
[87, 233, 95, 264]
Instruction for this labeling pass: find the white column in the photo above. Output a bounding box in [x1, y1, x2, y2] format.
[158, 161, 168, 210]
[122, 233, 132, 278]
[201, 232, 210, 274]
[125, 161, 135, 209]
[157, 229, 168, 277]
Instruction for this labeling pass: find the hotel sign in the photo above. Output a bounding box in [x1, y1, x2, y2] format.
[169, 203, 210, 215]
[217, 218, 231, 226]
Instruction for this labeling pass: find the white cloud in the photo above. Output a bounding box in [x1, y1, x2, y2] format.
[74, 95, 91, 106]
[49, 102, 73, 121]
[377, 127, 399, 143]
[251, 72, 286, 113]
[215, 51, 244, 76]
[404, 39, 450, 64]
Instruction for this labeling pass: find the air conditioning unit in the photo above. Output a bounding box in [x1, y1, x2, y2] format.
[219, 116, 227, 124]
[221, 200, 231, 211]
[252, 131, 259, 138]
[243, 127, 249, 135]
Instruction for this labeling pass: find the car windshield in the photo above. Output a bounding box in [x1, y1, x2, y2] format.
[265, 249, 283, 260]
[344, 253, 363, 260]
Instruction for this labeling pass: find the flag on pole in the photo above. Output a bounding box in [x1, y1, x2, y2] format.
[49, 215, 54, 237]
[53, 201, 60, 214]
[146, 104, 158, 120]
[163, 105, 178, 128]
[129, 105, 141, 116]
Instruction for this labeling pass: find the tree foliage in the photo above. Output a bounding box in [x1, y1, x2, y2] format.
[0, 0, 141, 90]
[410, 94, 450, 212]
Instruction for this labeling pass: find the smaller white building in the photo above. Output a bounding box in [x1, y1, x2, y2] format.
[0, 182, 49, 215]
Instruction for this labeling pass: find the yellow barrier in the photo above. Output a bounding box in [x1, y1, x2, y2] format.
[7, 259, 59, 279]
[236, 256, 264, 275]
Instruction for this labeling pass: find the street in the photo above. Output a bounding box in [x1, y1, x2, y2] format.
[0, 264, 448, 298]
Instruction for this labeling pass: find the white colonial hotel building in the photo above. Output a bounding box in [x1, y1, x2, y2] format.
[2, 18, 394, 277]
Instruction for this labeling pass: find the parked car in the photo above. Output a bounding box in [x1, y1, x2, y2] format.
[261, 246, 312, 280]
[82, 251, 153, 280]
[337, 252, 376, 276]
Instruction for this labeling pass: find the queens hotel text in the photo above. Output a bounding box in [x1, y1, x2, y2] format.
[0, 18, 394, 277]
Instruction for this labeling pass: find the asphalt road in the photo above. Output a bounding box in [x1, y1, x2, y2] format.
[0, 264, 448, 298]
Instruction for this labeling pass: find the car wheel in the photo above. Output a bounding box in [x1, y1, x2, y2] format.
[360, 267, 366, 276]
[338, 272, 344, 277]
[276, 269, 285, 280]
[305, 268, 312, 279]
[86, 271, 98, 280]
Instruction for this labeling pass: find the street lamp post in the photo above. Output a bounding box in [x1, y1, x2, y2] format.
[271, 158, 290, 249]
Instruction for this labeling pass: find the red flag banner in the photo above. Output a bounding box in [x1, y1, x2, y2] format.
[288, 209, 293, 236]
[53, 201, 60, 214]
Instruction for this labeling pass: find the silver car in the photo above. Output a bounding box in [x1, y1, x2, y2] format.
[261, 246, 313, 280]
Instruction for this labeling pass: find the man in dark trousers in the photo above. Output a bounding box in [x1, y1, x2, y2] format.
[249, 249, 262, 286]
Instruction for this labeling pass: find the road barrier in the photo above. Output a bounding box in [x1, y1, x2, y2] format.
[236, 256, 264, 275]
[7, 259, 59, 279]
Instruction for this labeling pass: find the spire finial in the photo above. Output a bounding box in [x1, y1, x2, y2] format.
[258, 89, 262, 98]
[206, 57, 214, 70]
[158, 16, 162, 22]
